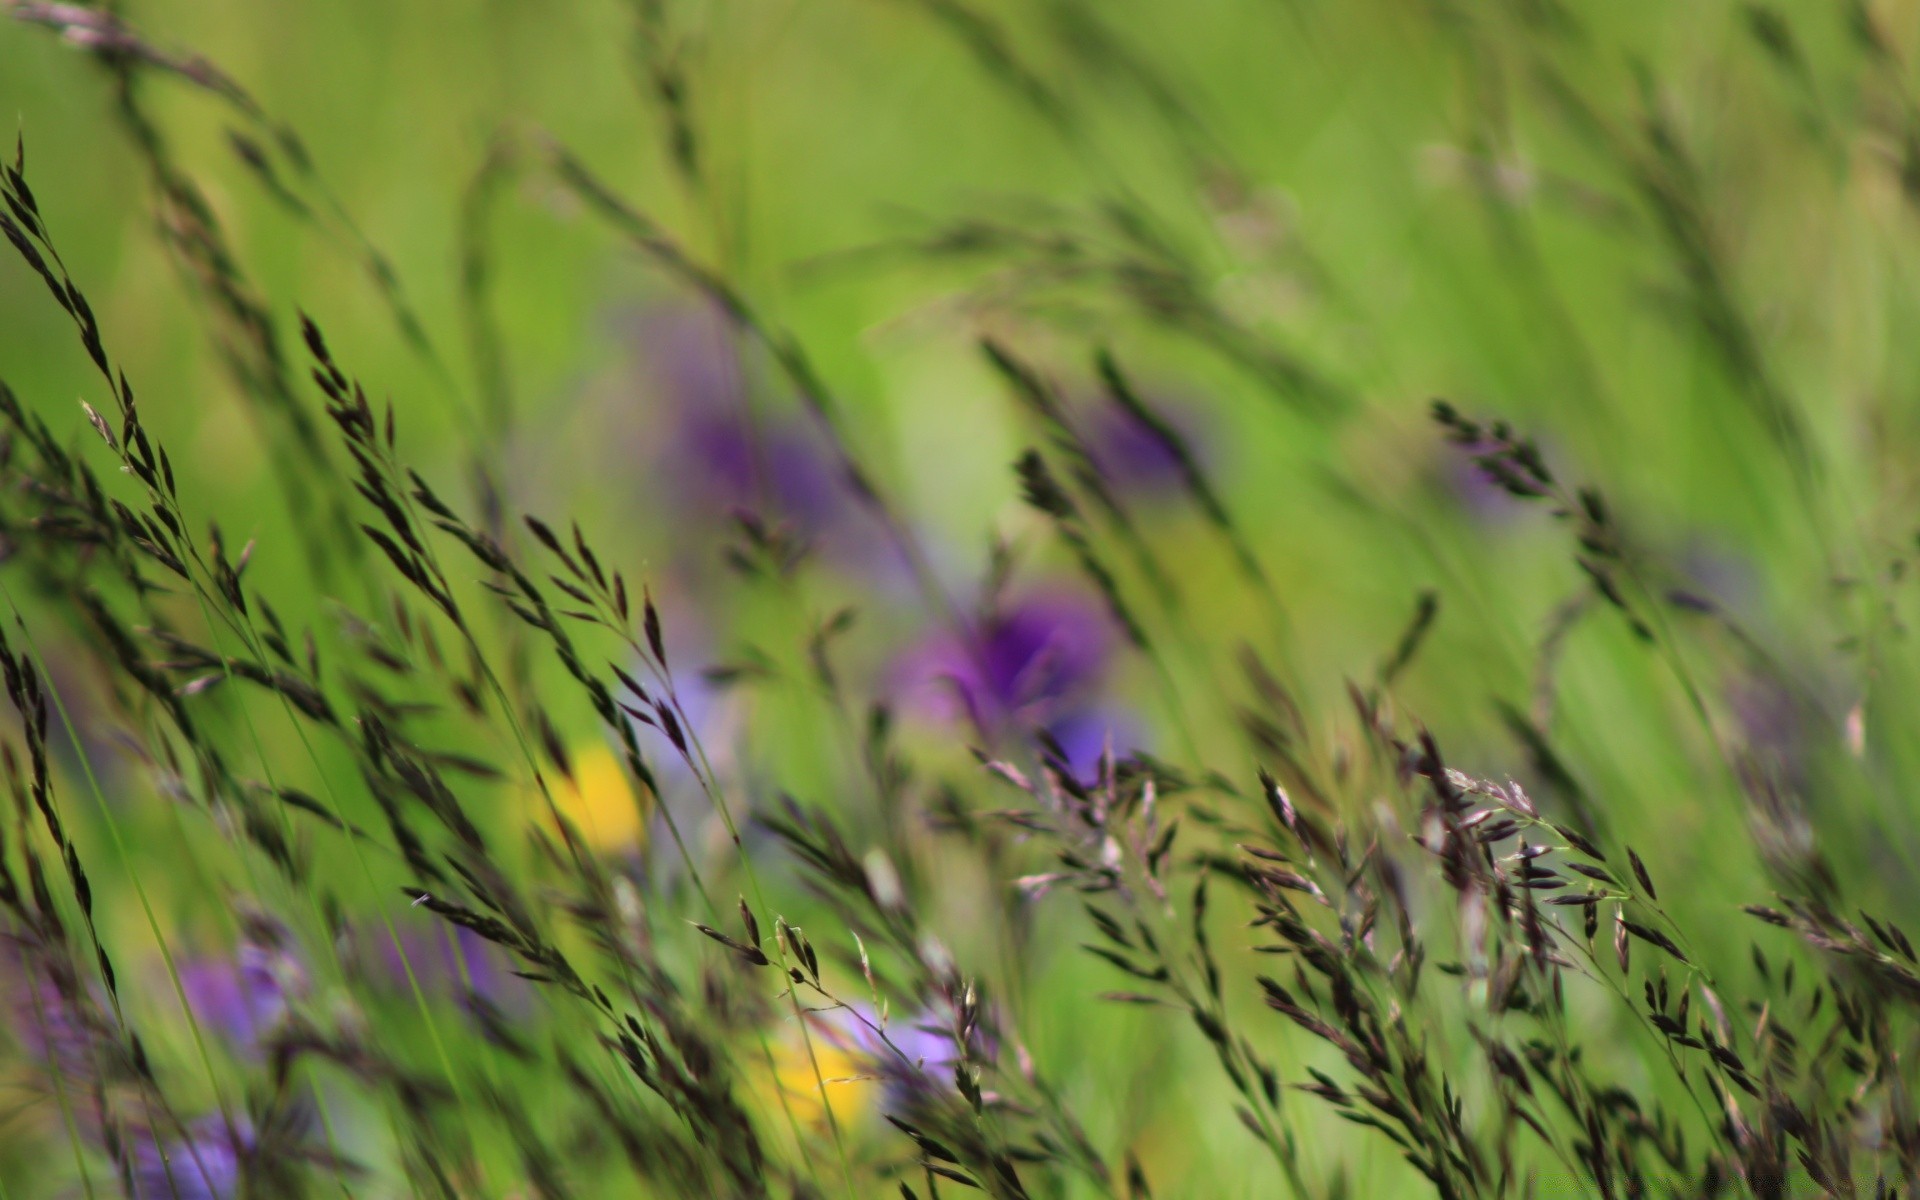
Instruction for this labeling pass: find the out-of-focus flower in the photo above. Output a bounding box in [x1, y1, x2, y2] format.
[894, 587, 1123, 768]
[1043, 704, 1141, 781]
[629, 303, 846, 532]
[756, 1017, 869, 1131]
[172, 910, 303, 1055]
[669, 404, 847, 536]
[752, 997, 990, 1130]
[621, 301, 898, 577]
[346, 916, 520, 1009]
[174, 950, 287, 1053]
[803, 998, 993, 1116]
[128, 1115, 251, 1200]
[1078, 394, 1204, 502]
[545, 742, 648, 854]
[2, 933, 110, 1089]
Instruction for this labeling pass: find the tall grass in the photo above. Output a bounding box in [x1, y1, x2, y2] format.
[3, 0, 1920, 1196]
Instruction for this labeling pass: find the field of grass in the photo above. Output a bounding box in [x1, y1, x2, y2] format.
[4, 1, 1920, 1195]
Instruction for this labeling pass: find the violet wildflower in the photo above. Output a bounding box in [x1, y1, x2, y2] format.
[1727, 672, 1825, 792]
[347, 917, 520, 1009]
[170, 912, 301, 1049]
[806, 997, 995, 1115]
[670, 404, 846, 535]
[173, 949, 287, 1053]
[894, 587, 1122, 764]
[1080, 393, 1203, 501]
[127, 1115, 251, 1200]
[1043, 704, 1141, 781]
[629, 303, 846, 534]
[2, 933, 109, 1087]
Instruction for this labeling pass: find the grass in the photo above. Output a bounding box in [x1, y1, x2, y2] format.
[3, 0, 1920, 1195]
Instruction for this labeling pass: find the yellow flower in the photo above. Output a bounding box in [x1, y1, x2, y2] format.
[757, 1029, 872, 1132]
[547, 743, 648, 852]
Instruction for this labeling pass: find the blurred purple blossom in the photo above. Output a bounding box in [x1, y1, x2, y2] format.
[128, 1115, 250, 1200]
[625, 302, 879, 568]
[894, 588, 1124, 770]
[1079, 394, 1204, 501]
[671, 405, 847, 534]
[169, 912, 303, 1055]
[899, 591, 1109, 729]
[174, 949, 288, 1053]
[347, 917, 521, 1009]
[1675, 537, 1762, 615]
[1044, 705, 1141, 780]
[2, 934, 107, 1085]
[809, 997, 992, 1112]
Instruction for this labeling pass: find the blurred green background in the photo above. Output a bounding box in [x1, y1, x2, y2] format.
[4, 0, 1920, 1195]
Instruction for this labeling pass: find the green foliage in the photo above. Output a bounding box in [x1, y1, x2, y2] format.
[2, 1, 1920, 1196]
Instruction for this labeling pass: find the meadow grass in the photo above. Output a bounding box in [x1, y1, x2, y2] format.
[2, 1, 1920, 1196]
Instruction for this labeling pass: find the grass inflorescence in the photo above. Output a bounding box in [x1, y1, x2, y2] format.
[6, 1, 1920, 1196]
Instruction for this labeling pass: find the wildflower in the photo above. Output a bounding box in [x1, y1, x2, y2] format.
[1079, 392, 1203, 501]
[2, 932, 110, 1088]
[894, 587, 1123, 766]
[127, 1115, 251, 1200]
[1042, 703, 1141, 781]
[629, 302, 846, 536]
[168, 910, 303, 1055]
[804, 998, 991, 1116]
[621, 301, 898, 577]
[548, 741, 649, 854]
[173, 949, 287, 1053]
[347, 917, 519, 1007]
[756, 1019, 869, 1131]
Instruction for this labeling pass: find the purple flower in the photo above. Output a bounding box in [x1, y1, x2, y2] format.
[2, 935, 107, 1085]
[808, 998, 992, 1113]
[671, 406, 846, 534]
[628, 302, 849, 535]
[894, 588, 1117, 752]
[128, 1115, 250, 1200]
[1043, 705, 1141, 781]
[170, 913, 303, 1055]
[348, 917, 520, 1009]
[1079, 394, 1203, 500]
[174, 949, 287, 1052]
[1675, 537, 1761, 615]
